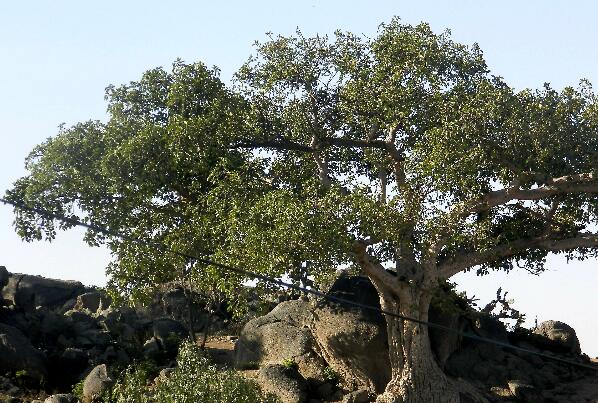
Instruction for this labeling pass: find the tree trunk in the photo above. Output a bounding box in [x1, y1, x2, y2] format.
[375, 286, 459, 403]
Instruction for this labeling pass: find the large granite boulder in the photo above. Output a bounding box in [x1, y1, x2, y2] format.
[257, 364, 308, 403]
[234, 299, 327, 383]
[310, 275, 391, 394]
[75, 291, 111, 314]
[83, 364, 113, 402]
[533, 320, 581, 354]
[2, 273, 86, 311]
[0, 323, 47, 381]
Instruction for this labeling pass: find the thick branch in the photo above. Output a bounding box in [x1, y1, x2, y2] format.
[433, 172, 598, 256]
[379, 168, 387, 203]
[438, 232, 598, 278]
[310, 136, 332, 187]
[463, 173, 598, 216]
[353, 240, 401, 294]
[231, 139, 313, 152]
[233, 135, 406, 157]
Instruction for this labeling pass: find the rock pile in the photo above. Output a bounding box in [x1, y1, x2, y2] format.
[0, 266, 214, 402]
[234, 274, 598, 403]
[0, 264, 596, 402]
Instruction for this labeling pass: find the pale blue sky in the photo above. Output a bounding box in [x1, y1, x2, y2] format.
[1, 1, 597, 356]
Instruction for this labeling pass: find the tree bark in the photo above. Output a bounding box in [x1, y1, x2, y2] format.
[374, 285, 459, 403]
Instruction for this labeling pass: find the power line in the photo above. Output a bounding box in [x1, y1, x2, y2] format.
[1, 196, 597, 372]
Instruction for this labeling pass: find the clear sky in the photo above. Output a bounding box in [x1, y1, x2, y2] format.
[1, 1, 597, 356]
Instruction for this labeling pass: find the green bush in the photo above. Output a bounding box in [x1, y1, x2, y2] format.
[103, 342, 278, 403]
[280, 358, 298, 370]
[107, 361, 156, 403]
[72, 379, 84, 401]
[322, 366, 340, 385]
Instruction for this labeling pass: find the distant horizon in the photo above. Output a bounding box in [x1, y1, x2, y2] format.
[1, 1, 597, 357]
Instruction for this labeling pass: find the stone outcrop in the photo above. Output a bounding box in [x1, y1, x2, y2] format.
[310, 276, 390, 394]
[0, 323, 47, 381]
[2, 273, 87, 311]
[257, 364, 308, 403]
[82, 364, 113, 402]
[533, 319, 581, 354]
[0, 266, 596, 402]
[237, 274, 598, 402]
[234, 298, 328, 384]
[0, 267, 203, 401]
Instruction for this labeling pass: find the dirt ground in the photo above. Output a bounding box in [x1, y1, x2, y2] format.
[204, 336, 237, 367]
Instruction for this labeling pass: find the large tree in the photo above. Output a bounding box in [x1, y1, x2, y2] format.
[7, 19, 598, 402]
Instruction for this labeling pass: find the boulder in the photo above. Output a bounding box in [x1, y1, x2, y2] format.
[46, 347, 89, 389]
[75, 291, 110, 314]
[2, 273, 86, 311]
[340, 389, 371, 403]
[60, 347, 89, 374]
[533, 320, 581, 354]
[507, 380, 542, 402]
[143, 336, 161, 359]
[40, 310, 72, 340]
[0, 323, 47, 380]
[428, 307, 468, 368]
[310, 276, 390, 394]
[235, 299, 327, 382]
[258, 364, 308, 403]
[152, 318, 188, 355]
[83, 364, 113, 402]
[0, 266, 9, 291]
[44, 394, 78, 403]
[473, 315, 509, 343]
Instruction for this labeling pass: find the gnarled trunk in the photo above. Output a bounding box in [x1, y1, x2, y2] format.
[375, 285, 459, 403]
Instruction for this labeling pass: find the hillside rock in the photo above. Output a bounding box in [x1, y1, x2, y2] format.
[533, 320, 581, 354]
[234, 299, 327, 382]
[0, 323, 47, 380]
[0, 266, 9, 291]
[75, 292, 110, 314]
[257, 364, 308, 403]
[44, 394, 78, 403]
[2, 273, 86, 311]
[311, 275, 390, 394]
[83, 364, 113, 402]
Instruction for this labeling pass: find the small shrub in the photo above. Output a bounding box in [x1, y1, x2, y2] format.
[106, 361, 156, 403]
[15, 370, 28, 379]
[72, 379, 85, 400]
[103, 342, 278, 403]
[281, 358, 298, 370]
[155, 342, 279, 402]
[322, 366, 339, 385]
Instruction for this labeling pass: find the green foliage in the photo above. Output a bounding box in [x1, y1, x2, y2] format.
[72, 378, 85, 400]
[7, 17, 598, 317]
[105, 361, 156, 403]
[430, 281, 476, 316]
[322, 366, 340, 385]
[154, 342, 278, 402]
[14, 370, 28, 379]
[281, 358, 298, 370]
[103, 342, 278, 403]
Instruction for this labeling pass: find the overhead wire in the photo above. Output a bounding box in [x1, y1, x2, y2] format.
[0, 196, 597, 371]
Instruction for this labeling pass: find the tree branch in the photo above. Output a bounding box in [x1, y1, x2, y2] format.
[462, 173, 598, 216]
[438, 231, 598, 278]
[353, 240, 401, 294]
[231, 139, 313, 152]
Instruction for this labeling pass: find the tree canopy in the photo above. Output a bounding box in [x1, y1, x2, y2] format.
[7, 18, 598, 401]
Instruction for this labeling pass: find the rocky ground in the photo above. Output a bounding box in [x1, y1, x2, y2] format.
[0, 265, 233, 402]
[0, 265, 596, 402]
